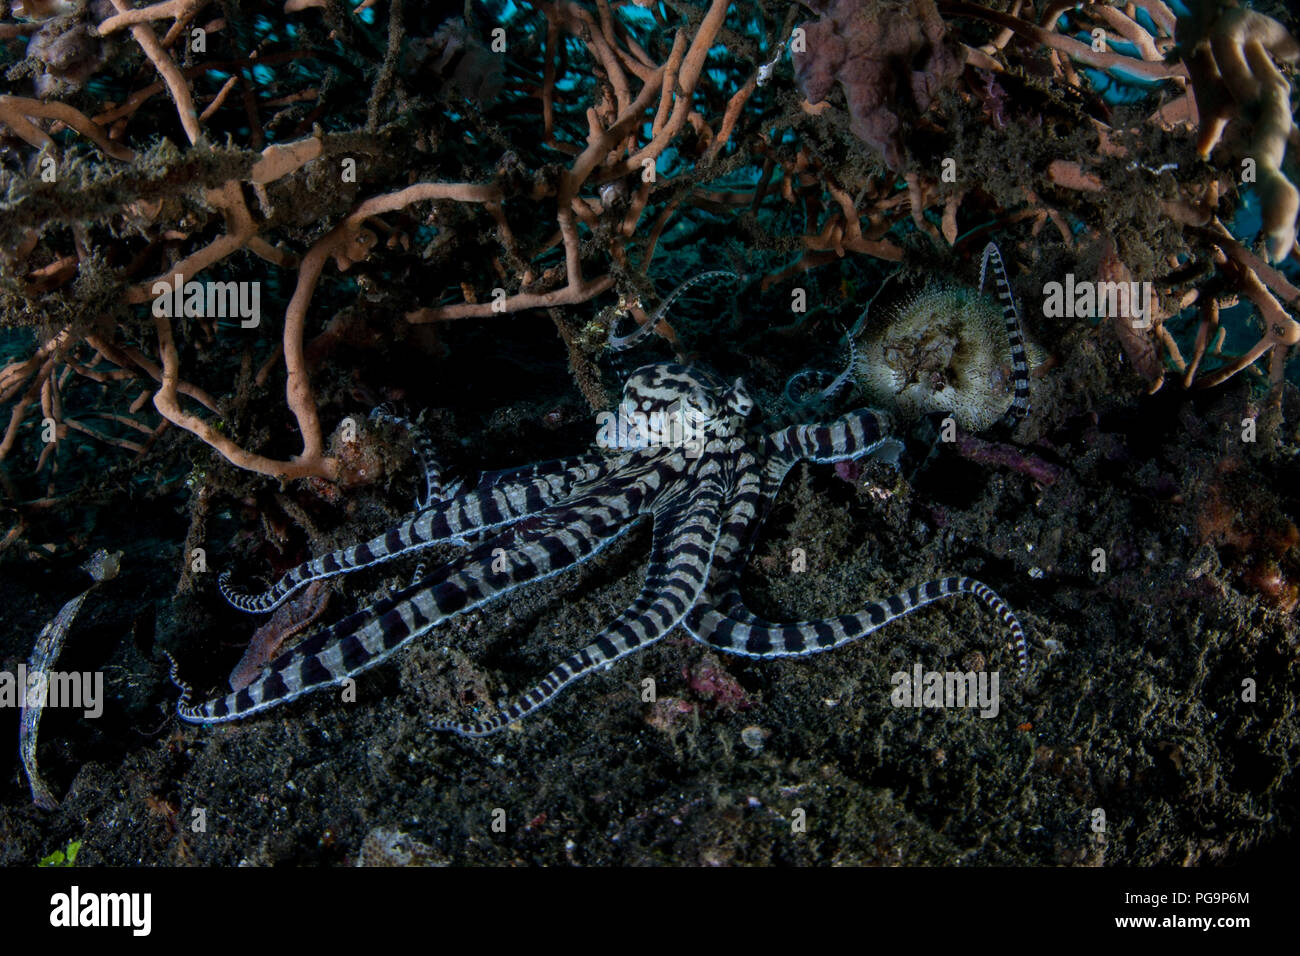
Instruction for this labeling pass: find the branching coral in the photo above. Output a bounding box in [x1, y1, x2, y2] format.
[0, 0, 786, 495]
[929, 0, 1298, 395]
[2, 0, 1299, 537]
[1178, 0, 1300, 262]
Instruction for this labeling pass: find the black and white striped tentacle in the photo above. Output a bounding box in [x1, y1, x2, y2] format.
[701, 407, 903, 608]
[780, 275, 893, 417]
[180, 493, 649, 723]
[607, 270, 740, 350]
[217, 454, 614, 615]
[684, 575, 1028, 675]
[431, 480, 727, 737]
[368, 408, 456, 508]
[781, 364, 849, 412]
[978, 242, 1031, 428]
[764, 407, 902, 470]
[406, 454, 611, 586]
[695, 412, 1029, 675]
[701, 413, 899, 628]
[695, 463, 788, 623]
[475, 451, 609, 492]
[162, 649, 194, 709]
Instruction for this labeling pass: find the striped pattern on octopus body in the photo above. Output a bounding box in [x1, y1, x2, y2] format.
[696, 477, 779, 625]
[702, 416, 893, 618]
[218, 454, 616, 614]
[977, 242, 1031, 427]
[431, 481, 728, 737]
[705, 474, 770, 588]
[619, 362, 729, 409]
[180, 492, 651, 723]
[764, 408, 897, 468]
[710, 412, 908, 626]
[704, 455, 838, 630]
[683, 575, 1028, 675]
[476, 451, 608, 495]
[701, 425, 1031, 673]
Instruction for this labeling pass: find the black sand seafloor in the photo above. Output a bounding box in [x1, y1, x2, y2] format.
[1, 0, 1298, 867]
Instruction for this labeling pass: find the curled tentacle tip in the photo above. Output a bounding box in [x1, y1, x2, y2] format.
[784, 368, 845, 408]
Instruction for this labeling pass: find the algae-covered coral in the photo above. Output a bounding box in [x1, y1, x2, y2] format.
[1, 0, 1298, 869]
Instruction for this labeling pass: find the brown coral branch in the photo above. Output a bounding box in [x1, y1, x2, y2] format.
[905, 173, 943, 243]
[124, 183, 258, 304]
[198, 74, 239, 121]
[85, 334, 221, 415]
[704, 72, 757, 164]
[151, 308, 336, 480]
[1090, 4, 1165, 62]
[268, 182, 502, 461]
[0, 358, 54, 461]
[942, 191, 964, 245]
[611, 0, 728, 178]
[96, 0, 213, 34]
[1, 329, 71, 404]
[0, 95, 135, 160]
[62, 418, 147, 455]
[107, 0, 202, 145]
[1158, 203, 1300, 387]
[940, 0, 1187, 80]
[409, 57, 666, 322]
[1180, 3, 1300, 261]
[1183, 295, 1220, 387]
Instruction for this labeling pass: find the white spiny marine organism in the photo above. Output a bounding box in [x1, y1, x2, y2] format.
[854, 281, 1033, 431]
[790, 243, 1036, 432]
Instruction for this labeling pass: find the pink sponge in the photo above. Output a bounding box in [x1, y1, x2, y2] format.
[793, 0, 962, 170]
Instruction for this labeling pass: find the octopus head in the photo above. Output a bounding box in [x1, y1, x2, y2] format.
[606, 363, 755, 451]
[679, 369, 754, 439]
[695, 376, 754, 440]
